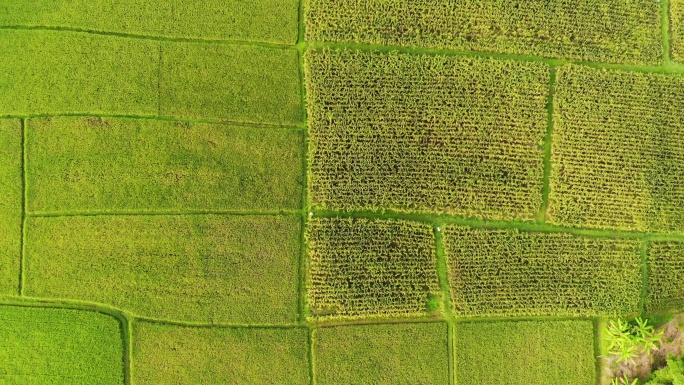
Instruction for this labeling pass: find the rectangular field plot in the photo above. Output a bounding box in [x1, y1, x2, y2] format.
[455, 320, 596, 385]
[0, 0, 299, 44]
[0, 30, 158, 116]
[444, 226, 642, 317]
[313, 323, 449, 385]
[306, 49, 549, 220]
[306, 217, 440, 320]
[26, 117, 304, 214]
[25, 215, 301, 324]
[0, 119, 22, 295]
[306, 0, 661, 64]
[133, 322, 309, 385]
[160, 42, 302, 125]
[0, 305, 124, 385]
[550, 65, 684, 232]
[646, 241, 684, 313]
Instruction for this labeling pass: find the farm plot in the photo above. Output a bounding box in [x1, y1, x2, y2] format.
[0, 305, 124, 385]
[313, 322, 449, 385]
[25, 116, 304, 214]
[0, 0, 299, 44]
[306, 0, 661, 64]
[444, 226, 642, 317]
[306, 217, 440, 320]
[160, 42, 302, 125]
[0, 119, 22, 295]
[133, 322, 310, 385]
[24, 215, 301, 324]
[646, 241, 684, 313]
[455, 320, 596, 385]
[550, 65, 684, 232]
[306, 49, 549, 220]
[0, 30, 158, 116]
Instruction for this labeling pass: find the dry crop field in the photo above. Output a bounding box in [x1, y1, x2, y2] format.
[2, 1, 684, 384]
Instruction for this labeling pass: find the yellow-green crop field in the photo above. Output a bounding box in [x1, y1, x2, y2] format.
[2, 0, 684, 384]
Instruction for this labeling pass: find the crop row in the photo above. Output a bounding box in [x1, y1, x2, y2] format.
[306, 49, 684, 233]
[0, 30, 302, 125]
[0, 0, 299, 45]
[305, 0, 662, 64]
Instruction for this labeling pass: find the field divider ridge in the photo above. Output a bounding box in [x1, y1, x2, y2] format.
[0, 25, 297, 50]
[6, 112, 306, 130]
[307, 41, 684, 76]
[310, 210, 684, 242]
[538, 67, 557, 222]
[26, 210, 301, 218]
[434, 223, 456, 385]
[19, 118, 26, 296]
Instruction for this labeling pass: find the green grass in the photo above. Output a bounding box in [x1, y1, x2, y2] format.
[25, 116, 304, 214]
[646, 241, 684, 313]
[313, 322, 449, 385]
[0, 0, 299, 44]
[455, 320, 596, 385]
[25, 215, 301, 324]
[160, 42, 302, 125]
[306, 49, 549, 220]
[305, 0, 661, 64]
[0, 119, 22, 295]
[444, 226, 642, 317]
[0, 30, 158, 115]
[0, 305, 124, 385]
[133, 322, 310, 385]
[306, 217, 441, 320]
[550, 64, 684, 232]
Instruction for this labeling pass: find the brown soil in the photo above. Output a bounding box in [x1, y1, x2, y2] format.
[603, 315, 684, 384]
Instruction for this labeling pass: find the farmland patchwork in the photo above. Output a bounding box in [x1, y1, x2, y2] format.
[1, 0, 684, 384]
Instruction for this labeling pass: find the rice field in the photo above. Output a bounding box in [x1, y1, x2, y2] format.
[1, 1, 683, 384]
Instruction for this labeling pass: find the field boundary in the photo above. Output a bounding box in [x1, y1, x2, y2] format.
[0, 25, 296, 49]
[18, 118, 26, 296]
[434, 224, 456, 385]
[6, 112, 306, 129]
[309, 210, 684, 242]
[663, 0, 673, 63]
[26, 210, 301, 218]
[306, 41, 684, 75]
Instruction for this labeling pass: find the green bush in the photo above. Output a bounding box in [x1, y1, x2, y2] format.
[644, 356, 684, 385]
[604, 317, 663, 364]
